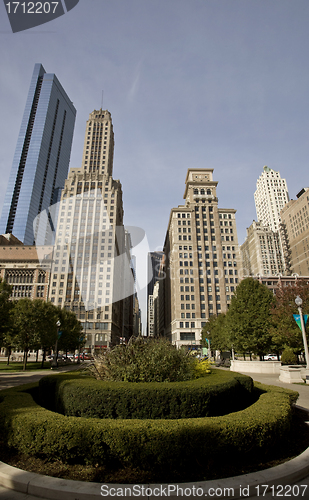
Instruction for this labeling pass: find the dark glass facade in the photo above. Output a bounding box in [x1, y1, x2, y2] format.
[0, 63, 76, 245]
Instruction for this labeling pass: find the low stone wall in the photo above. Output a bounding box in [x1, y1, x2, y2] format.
[230, 360, 281, 374]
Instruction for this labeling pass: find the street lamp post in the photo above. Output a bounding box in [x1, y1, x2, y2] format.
[295, 296, 309, 370]
[51, 320, 61, 369]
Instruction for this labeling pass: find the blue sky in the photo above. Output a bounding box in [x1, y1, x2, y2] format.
[1, 0, 309, 326]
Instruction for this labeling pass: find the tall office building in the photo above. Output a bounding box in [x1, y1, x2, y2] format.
[241, 166, 289, 276]
[147, 251, 164, 335]
[0, 63, 76, 245]
[254, 166, 289, 232]
[280, 188, 309, 276]
[241, 220, 284, 276]
[48, 110, 134, 351]
[163, 168, 242, 348]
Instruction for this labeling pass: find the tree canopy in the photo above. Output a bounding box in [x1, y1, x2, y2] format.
[202, 313, 230, 352]
[58, 308, 84, 353]
[0, 278, 13, 347]
[201, 278, 309, 359]
[5, 299, 83, 370]
[270, 280, 309, 353]
[226, 277, 275, 357]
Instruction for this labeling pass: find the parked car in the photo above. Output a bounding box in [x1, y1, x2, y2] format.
[74, 353, 93, 360]
[65, 354, 74, 361]
[264, 354, 277, 361]
[47, 355, 70, 365]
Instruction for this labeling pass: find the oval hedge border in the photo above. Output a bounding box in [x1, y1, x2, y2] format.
[38, 369, 255, 419]
[0, 372, 298, 471]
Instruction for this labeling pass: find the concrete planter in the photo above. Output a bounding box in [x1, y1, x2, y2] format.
[230, 360, 281, 374]
[279, 366, 308, 384]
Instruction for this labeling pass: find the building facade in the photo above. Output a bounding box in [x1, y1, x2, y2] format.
[147, 251, 164, 335]
[241, 220, 285, 277]
[48, 110, 134, 351]
[163, 168, 242, 348]
[280, 188, 309, 276]
[0, 242, 53, 301]
[0, 63, 76, 246]
[242, 166, 289, 276]
[254, 166, 289, 232]
[253, 274, 309, 295]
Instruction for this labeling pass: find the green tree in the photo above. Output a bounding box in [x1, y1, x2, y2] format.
[32, 300, 60, 367]
[226, 277, 274, 358]
[2, 319, 17, 366]
[58, 308, 84, 354]
[270, 280, 309, 355]
[202, 314, 230, 353]
[0, 278, 13, 348]
[11, 298, 41, 370]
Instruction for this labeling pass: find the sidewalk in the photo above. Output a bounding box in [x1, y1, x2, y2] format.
[0, 363, 84, 392]
[234, 369, 309, 410]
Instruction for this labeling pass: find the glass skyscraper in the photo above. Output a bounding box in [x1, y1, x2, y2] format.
[0, 63, 76, 245]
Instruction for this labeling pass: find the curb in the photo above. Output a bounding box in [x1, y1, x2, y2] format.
[1, 445, 309, 500]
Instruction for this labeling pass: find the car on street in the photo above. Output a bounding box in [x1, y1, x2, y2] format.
[264, 354, 277, 361]
[74, 353, 93, 360]
[47, 355, 70, 365]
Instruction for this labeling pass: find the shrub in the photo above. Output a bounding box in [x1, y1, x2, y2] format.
[88, 337, 197, 382]
[192, 357, 212, 378]
[38, 369, 254, 419]
[0, 380, 298, 471]
[281, 348, 298, 365]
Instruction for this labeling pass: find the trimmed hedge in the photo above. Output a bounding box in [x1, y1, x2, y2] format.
[0, 379, 298, 471]
[38, 369, 254, 419]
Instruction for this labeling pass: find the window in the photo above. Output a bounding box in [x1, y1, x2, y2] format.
[180, 332, 195, 341]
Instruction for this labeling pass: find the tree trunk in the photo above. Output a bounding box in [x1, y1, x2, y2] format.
[6, 347, 11, 366]
[36, 350, 39, 362]
[23, 349, 28, 371]
[41, 348, 46, 369]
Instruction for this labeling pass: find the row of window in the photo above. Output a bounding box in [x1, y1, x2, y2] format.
[52, 296, 111, 305]
[179, 322, 195, 328]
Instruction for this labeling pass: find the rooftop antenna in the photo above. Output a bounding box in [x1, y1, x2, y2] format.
[101, 90, 104, 110]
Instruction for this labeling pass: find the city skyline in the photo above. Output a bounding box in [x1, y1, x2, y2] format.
[1, 1, 309, 256]
[1, 1, 309, 331]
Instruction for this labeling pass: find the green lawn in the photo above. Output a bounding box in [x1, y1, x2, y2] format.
[0, 361, 51, 371]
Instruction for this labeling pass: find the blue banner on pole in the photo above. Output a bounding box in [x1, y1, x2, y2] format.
[293, 315, 308, 330]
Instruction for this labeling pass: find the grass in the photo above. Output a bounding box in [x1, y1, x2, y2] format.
[0, 361, 52, 371]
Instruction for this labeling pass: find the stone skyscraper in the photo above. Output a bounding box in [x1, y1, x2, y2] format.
[163, 168, 241, 348]
[280, 187, 309, 276]
[0, 63, 76, 245]
[254, 166, 289, 232]
[241, 166, 289, 277]
[48, 110, 134, 351]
